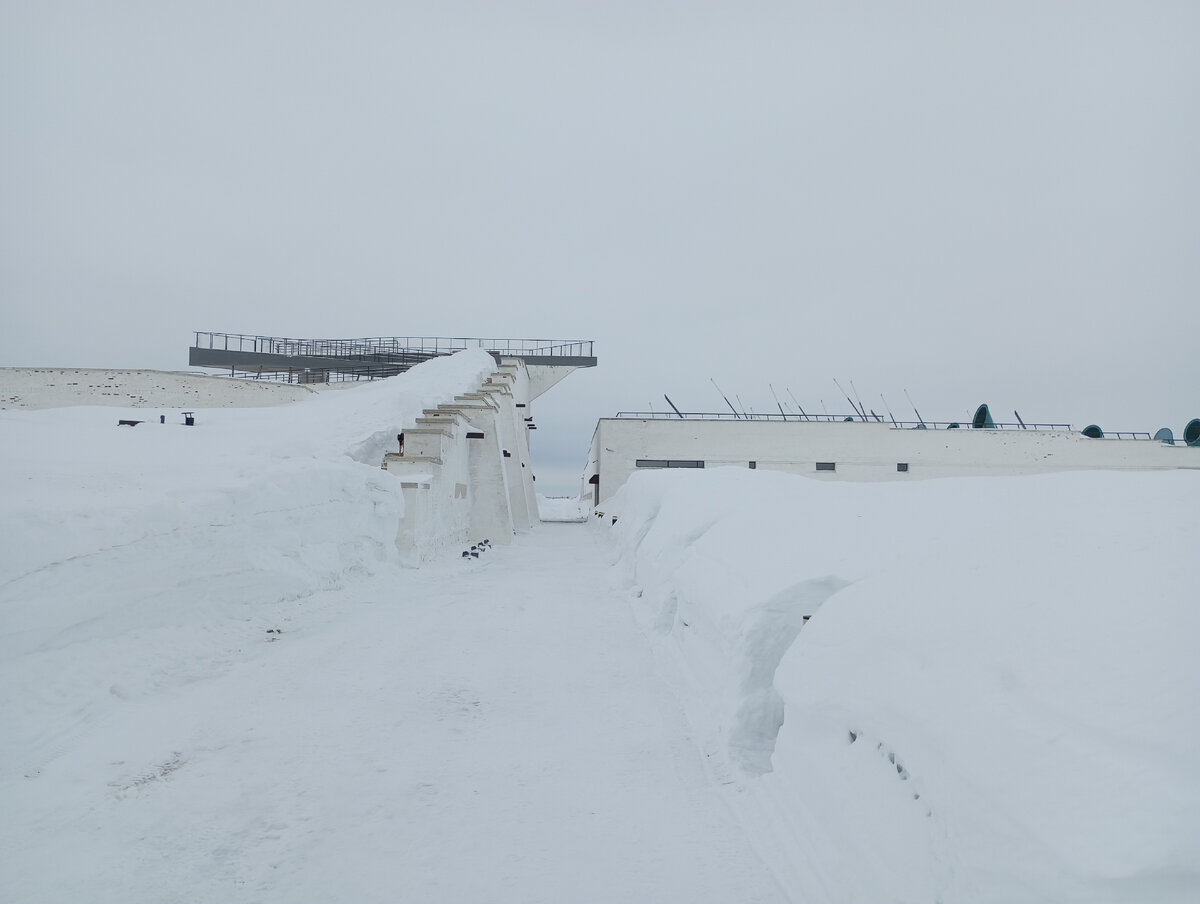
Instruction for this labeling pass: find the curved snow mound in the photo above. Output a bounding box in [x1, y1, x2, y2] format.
[605, 466, 1200, 903]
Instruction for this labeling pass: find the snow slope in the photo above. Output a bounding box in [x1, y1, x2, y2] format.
[0, 367, 317, 410]
[605, 467, 1200, 903]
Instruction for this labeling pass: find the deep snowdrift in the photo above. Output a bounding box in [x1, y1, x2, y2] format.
[1, 350, 495, 774]
[604, 466, 1200, 903]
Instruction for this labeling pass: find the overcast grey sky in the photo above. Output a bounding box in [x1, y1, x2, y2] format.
[3, 1, 1197, 493]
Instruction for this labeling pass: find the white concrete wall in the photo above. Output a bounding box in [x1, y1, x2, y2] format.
[385, 410, 474, 565]
[383, 360, 552, 564]
[479, 372, 534, 531]
[496, 358, 540, 521]
[586, 417, 1200, 505]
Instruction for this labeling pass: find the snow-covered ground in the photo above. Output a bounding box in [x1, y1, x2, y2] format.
[535, 494, 587, 522]
[0, 367, 318, 410]
[2, 353, 1197, 902]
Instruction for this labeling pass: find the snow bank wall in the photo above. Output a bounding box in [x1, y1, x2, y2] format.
[604, 467, 1200, 903]
[0, 352, 500, 784]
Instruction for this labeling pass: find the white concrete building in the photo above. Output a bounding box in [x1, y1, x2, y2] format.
[582, 406, 1200, 507]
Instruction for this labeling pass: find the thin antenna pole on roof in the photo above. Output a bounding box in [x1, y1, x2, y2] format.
[711, 378, 741, 419]
[786, 388, 811, 421]
[869, 409, 883, 422]
[1014, 410, 1027, 429]
[833, 378, 864, 420]
[821, 399, 829, 419]
[880, 394, 898, 427]
[904, 388, 926, 427]
[769, 384, 788, 420]
[664, 395, 684, 418]
[850, 380, 870, 421]
[736, 394, 748, 419]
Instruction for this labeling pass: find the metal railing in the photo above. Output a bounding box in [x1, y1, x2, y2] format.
[613, 411, 1162, 439]
[193, 332, 593, 360]
[241, 369, 391, 384]
[614, 411, 1076, 430]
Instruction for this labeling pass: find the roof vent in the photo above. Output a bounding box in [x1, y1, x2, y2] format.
[1185, 418, 1200, 447]
[972, 403, 995, 429]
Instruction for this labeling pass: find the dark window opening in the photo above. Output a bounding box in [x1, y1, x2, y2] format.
[749, 461, 757, 469]
[897, 462, 909, 472]
[815, 461, 836, 472]
[636, 459, 705, 469]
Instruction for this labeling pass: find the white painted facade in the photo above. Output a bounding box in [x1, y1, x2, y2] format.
[582, 416, 1200, 507]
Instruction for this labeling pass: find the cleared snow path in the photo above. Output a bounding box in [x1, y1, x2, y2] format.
[3, 523, 785, 903]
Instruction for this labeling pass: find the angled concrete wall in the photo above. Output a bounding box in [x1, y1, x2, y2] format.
[383, 357, 556, 565]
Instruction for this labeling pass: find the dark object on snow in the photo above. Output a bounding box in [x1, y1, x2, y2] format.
[183, 411, 195, 426]
[118, 420, 143, 427]
[160, 415, 166, 424]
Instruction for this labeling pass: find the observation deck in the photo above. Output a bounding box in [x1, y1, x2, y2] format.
[190, 332, 596, 382]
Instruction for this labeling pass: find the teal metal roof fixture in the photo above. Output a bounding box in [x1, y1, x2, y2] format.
[1185, 418, 1200, 447]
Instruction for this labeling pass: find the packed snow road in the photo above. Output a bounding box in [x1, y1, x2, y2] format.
[2, 522, 786, 903]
